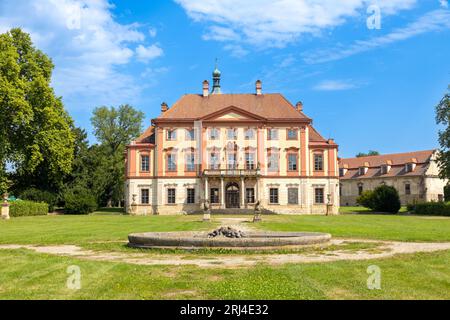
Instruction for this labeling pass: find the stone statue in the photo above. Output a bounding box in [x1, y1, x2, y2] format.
[1, 193, 10, 220]
[253, 200, 262, 222]
[203, 199, 211, 222]
[129, 194, 138, 216]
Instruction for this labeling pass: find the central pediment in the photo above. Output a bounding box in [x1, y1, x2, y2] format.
[200, 106, 266, 122]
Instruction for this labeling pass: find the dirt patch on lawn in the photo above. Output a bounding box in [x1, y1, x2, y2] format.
[2, 239, 450, 268]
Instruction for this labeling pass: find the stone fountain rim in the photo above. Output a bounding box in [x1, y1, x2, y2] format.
[128, 231, 331, 249]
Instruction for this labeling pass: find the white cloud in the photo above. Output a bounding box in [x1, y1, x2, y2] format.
[136, 44, 164, 62]
[0, 0, 164, 111]
[175, 0, 417, 48]
[223, 44, 249, 58]
[304, 9, 450, 64]
[148, 27, 157, 37]
[439, 0, 448, 8]
[313, 80, 359, 91]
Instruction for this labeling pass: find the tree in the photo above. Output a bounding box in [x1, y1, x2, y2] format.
[0, 28, 74, 194]
[357, 185, 401, 213]
[436, 86, 450, 181]
[90, 105, 144, 206]
[356, 150, 380, 158]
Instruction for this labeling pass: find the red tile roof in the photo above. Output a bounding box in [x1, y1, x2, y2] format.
[156, 94, 311, 121]
[339, 150, 436, 180]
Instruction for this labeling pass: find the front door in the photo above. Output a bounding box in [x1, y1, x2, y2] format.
[226, 183, 240, 208]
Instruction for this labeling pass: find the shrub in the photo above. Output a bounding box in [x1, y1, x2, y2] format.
[9, 200, 48, 217]
[371, 185, 401, 213]
[356, 185, 401, 213]
[356, 190, 375, 209]
[20, 188, 57, 212]
[414, 202, 450, 216]
[445, 185, 450, 202]
[64, 187, 97, 215]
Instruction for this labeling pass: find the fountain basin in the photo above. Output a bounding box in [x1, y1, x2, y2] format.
[128, 231, 331, 250]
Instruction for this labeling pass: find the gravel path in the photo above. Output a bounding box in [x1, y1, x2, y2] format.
[2, 240, 450, 268]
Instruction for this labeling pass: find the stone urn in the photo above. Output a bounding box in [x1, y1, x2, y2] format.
[1, 193, 10, 220]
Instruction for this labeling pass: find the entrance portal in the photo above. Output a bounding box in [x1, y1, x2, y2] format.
[226, 182, 240, 208]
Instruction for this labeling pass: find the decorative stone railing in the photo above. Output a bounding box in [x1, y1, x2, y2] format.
[202, 168, 260, 178]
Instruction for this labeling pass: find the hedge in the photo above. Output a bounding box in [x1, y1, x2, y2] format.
[20, 188, 57, 212]
[9, 200, 49, 217]
[414, 202, 450, 216]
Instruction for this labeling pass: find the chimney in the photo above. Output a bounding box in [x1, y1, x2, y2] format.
[202, 80, 209, 97]
[255, 80, 262, 95]
[161, 102, 168, 113]
[296, 101, 303, 112]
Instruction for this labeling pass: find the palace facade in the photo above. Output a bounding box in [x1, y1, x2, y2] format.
[125, 68, 339, 215]
[339, 150, 447, 206]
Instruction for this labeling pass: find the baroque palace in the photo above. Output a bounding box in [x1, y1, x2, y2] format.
[125, 67, 339, 215]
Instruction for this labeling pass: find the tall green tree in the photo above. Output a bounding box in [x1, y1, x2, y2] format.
[356, 150, 380, 158]
[436, 86, 450, 180]
[90, 105, 144, 206]
[0, 28, 74, 194]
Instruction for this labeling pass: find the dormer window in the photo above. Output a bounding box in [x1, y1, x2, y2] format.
[339, 168, 345, 177]
[380, 165, 387, 175]
[359, 167, 367, 176]
[405, 163, 415, 173]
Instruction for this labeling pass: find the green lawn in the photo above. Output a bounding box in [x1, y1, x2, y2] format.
[0, 248, 449, 299]
[257, 214, 450, 242]
[1, 213, 450, 299]
[1, 213, 450, 246]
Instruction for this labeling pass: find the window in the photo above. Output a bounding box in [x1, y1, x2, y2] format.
[287, 129, 297, 140]
[358, 184, 363, 196]
[405, 183, 411, 195]
[185, 153, 195, 171]
[245, 153, 255, 170]
[267, 128, 278, 140]
[406, 163, 414, 172]
[167, 153, 177, 171]
[268, 152, 279, 172]
[314, 154, 323, 171]
[209, 152, 220, 170]
[166, 129, 176, 141]
[227, 128, 237, 140]
[167, 188, 176, 204]
[246, 188, 255, 204]
[288, 154, 297, 171]
[210, 188, 219, 204]
[314, 188, 324, 204]
[359, 167, 366, 176]
[227, 153, 237, 169]
[339, 168, 345, 177]
[186, 128, 195, 141]
[288, 188, 299, 204]
[187, 188, 195, 204]
[245, 128, 255, 140]
[380, 165, 387, 174]
[141, 189, 149, 204]
[210, 128, 219, 140]
[269, 188, 279, 204]
[141, 155, 150, 172]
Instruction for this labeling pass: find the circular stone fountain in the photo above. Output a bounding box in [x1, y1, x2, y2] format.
[128, 227, 331, 250]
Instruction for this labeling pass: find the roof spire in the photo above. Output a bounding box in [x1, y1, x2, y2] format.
[211, 58, 221, 94]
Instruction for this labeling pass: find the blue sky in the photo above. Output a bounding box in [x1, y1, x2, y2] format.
[0, 0, 449, 158]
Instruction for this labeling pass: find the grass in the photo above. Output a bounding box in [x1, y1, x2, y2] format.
[0, 214, 216, 245]
[256, 214, 450, 242]
[339, 206, 408, 214]
[1, 213, 450, 247]
[1, 212, 450, 299]
[0, 248, 449, 299]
